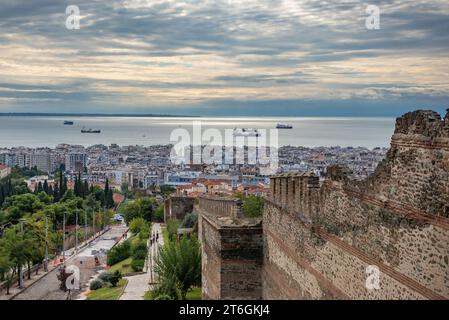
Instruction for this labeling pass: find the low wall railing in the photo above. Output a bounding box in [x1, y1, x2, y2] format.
[198, 196, 243, 219]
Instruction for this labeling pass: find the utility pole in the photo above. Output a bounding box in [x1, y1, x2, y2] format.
[44, 215, 48, 272]
[149, 230, 153, 283]
[85, 211, 88, 242]
[103, 204, 106, 231]
[75, 212, 78, 253]
[19, 219, 24, 289]
[62, 213, 66, 262]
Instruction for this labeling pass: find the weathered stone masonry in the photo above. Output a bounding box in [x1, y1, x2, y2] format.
[199, 110, 449, 300]
[198, 196, 263, 300]
[164, 196, 195, 222]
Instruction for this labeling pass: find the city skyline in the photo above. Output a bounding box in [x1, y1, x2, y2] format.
[1, 0, 448, 116]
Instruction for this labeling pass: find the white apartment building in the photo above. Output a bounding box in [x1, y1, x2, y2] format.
[65, 153, 87, 172]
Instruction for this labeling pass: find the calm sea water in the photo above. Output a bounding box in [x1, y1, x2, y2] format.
[0, 116, 395, 149]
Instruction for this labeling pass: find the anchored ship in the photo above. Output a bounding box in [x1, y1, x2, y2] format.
[276, 123, 293, 129]
[81, 127, 101, 133]
[233, 128, 260, 137]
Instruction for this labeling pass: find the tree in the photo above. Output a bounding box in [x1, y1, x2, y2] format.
[166, 219, 180, 242]
[122, 197, 156, 223]
[104, 179, 115, 209]
[43, 180, 49, 194]
[22, 214, 48, 278]
[109, 271, 122, 287]
[53, 183, 60, 202]
[36, 182, 43, 194]
[57, 265, 75, 300]
[181, 212, 198, 229]
[154, 237, 201, 300]
[0, 250, 15, 295]
[48, 185, 53, 197]
[242, 195, 264, 217]
[154, 204, 164, 222]
[160, 185, 176, 196]
[83, 181, 89, 197]
[0, 225, 28, 287]
[107, 240, 131, 266]
[129, 217, 149, 235]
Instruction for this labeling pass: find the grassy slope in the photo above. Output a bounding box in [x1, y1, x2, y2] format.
[143, 287, 201, 300]
[109, 257, 133, 274]
[87, 279, 128, 300]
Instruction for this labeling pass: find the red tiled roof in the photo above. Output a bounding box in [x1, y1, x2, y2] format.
[113, 193, 124, 204]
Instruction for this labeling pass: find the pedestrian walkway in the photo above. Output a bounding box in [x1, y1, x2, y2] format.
[119, 223, 164, 300]
[1, 225, 128, 300]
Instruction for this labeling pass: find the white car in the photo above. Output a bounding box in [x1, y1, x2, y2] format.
[114, 214, 124, 222]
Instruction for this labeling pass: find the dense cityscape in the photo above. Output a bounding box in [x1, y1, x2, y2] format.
[1, 0, 448, 310]
[0, 144, 387, 196]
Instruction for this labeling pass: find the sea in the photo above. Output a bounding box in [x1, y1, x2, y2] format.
[0, 116, 395, 149]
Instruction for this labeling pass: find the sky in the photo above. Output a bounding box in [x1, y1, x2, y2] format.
[0, 0, 448, 116]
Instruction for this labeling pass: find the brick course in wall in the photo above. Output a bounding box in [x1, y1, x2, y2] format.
[200, 110, 449, 300]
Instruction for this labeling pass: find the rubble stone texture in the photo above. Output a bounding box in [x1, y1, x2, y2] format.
[199, 110, 449, 300]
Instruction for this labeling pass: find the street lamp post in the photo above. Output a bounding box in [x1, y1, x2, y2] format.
[85, 211, 88, 242]
[19, 219, 24, 289]
[44, 216, 49, 272]
[62, 213, 66, 262]
[75, 212, 78, 253]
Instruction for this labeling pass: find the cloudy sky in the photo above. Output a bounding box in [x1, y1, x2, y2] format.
[0, 0, 448, 116]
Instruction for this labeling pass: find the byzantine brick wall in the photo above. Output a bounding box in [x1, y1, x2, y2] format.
[199, 110, 449, 300]
[263, 110, 449, 300]
[198, 196, 263, 300]
[164, 196, 195, 222]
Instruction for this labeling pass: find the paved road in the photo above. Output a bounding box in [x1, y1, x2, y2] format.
[120, 223, 163, 300]
[12, 225, 128, 300]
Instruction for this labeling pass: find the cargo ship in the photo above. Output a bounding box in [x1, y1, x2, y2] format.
[233, 128, 260, 137]
[81, 127, 101, 133]
[276, 123, 293, 129]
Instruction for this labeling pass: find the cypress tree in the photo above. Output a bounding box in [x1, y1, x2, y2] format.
[62, 176, 68, 196]
[53, 183, 60, 202]
[58, 170, 64, 196]
[8, 179, 12, 196]
[104, 178, 109, 202]
[43, 180, 49, 194]
[0, 184, 4, 205]
[37, 181, 43, 193]
[107, 189, 114, 208]
[83, 180, 89, 197]
[74, 174, 79, 197]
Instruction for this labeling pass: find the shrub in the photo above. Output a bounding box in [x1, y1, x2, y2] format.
[132, 241, 148, 260]
[154, 204, 164, 222]
[242, 195, 264, 217]
[107, 240, 131, 266]
[98, 271, 114, 283]
[154, 237, 201, 300]
[166, 219, 180, 241]
[151, 275, 178, 300]
[109, 271, 122, 287]
[89, 279, 104, 290]
[131, 259, 145, 272]
[129, 217, 148, 235]
[181, 212, 198, 229]
[154, 294, 173, 300]
[97, 270, 122, 287]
